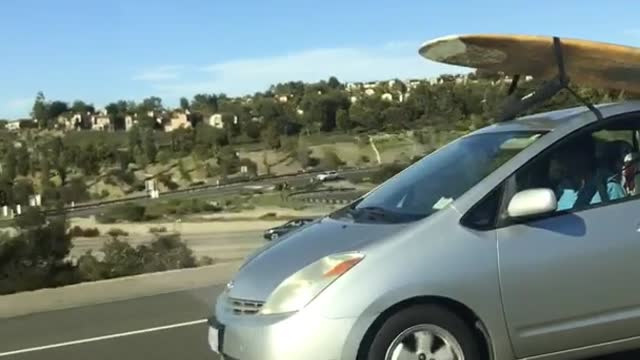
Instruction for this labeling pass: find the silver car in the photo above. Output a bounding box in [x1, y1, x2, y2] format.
[208, 101, 640, 360]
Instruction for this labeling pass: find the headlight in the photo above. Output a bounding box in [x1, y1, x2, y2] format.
[260, 252, 365, 315]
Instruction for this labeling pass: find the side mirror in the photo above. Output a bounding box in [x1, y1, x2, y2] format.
[507, 188, 557, 219]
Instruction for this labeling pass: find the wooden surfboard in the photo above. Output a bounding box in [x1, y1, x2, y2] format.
[419, 34, 640, 93]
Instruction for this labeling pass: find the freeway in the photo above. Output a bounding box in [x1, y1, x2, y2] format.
[0, 285, 637, 360]
[0, 285, 222, 360]
[61, 167, 376, 218]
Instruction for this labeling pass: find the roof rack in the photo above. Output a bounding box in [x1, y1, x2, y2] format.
[497, 37, 604, 122]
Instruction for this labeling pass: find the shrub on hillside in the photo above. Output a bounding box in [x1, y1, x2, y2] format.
[106, 228, 129, 239]
[69, 226, 101, 237]
[149, 226, 167, 234]
[319, 149, 345, 170]
[96, 203, 146, 223]
[157, 174, 179, 191]
[156, 150, 172, 165]
[371, 162, 408, 184]
[238, 158, 258, 177]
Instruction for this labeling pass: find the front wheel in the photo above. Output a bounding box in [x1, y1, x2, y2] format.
[364, 305, 483, 360]
[270, 233, 279, 241]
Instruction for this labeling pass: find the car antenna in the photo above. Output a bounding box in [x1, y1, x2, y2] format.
[497, 36, 603, 122]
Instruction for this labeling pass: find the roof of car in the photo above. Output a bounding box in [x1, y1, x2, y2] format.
[472, 100, 640, 134]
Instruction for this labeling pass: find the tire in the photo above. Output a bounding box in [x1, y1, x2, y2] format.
[270, 233, 279, 241]
[364, 305, 483, 360]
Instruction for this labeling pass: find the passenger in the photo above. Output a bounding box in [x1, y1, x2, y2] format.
[550, 137, 625, 211]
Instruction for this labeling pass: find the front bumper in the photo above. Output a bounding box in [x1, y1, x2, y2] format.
[210, 295, 361, 360]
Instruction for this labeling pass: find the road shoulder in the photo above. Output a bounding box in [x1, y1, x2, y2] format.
[0, 261, 241, 319]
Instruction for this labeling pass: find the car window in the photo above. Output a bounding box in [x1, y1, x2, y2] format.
[509, 124, 635, 214]
[332, 131, 545, 224]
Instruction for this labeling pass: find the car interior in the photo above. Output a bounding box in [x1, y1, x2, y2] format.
[513, 118, 640, 213]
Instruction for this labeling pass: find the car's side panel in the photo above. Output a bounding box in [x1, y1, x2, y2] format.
[304, 207, 516, 360]
[497, 199, 640, 358]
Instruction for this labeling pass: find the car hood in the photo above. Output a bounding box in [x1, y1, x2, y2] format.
[227, 216, 408, 301]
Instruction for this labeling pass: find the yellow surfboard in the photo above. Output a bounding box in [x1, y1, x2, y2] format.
[419, 34, 640, 93]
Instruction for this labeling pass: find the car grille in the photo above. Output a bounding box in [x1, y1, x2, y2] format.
[227, 297, 264, 315]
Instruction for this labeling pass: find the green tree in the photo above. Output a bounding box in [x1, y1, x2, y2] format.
[216, 147, 240, 175]
[191, 94, 218, 115]
[382, 106, 412, 130]
[143, 130, 157, 163]
[261, 123, 281, 149]
[336, 109, 352, 131]
[320, 149, 345, 170]
[156, 150, 172, 165]
[31, 92, 48, 128]
[15, 146, 30, 177]
[328, 76, 341, 89]
[128, 125, 142, 153]
[14, 206, 46, 229]
[71, 100, 95, 114]
[77, 144, 100, 175]
[242, 121, 262, 140]
[60, 177, 89, 204]
[180, 97, 190, 111]
[47, 101, 69, 121]
[138, 96, 163, 114]
[3, 147, 17, 182]
[12, 179, 34, 206]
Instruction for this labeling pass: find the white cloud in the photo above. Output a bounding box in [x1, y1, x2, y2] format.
[150, 41, 471, 98]
[133, 65, 184, 81]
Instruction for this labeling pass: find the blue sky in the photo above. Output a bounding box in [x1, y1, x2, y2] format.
[1, 0, 639, 119]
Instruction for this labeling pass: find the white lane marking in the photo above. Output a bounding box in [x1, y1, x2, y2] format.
[0, 318, 207, 357]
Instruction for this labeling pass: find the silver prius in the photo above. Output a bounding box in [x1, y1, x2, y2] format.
[208, 49, 640, 360]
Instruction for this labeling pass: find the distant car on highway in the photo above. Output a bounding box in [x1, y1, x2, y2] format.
[315, 170, 339, 182]
[263, 218, 314, 241]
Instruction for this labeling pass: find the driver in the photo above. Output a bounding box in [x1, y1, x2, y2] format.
[549, 136, 625, 211]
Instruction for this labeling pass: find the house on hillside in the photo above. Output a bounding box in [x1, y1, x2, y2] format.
[164, 111, 192, 132]
[6, 121, 20, 131]
[364, 88, 376, 96]
[381, 93, 393, 102]
[91, 113, 112, 131]
[208, 113, 238, 129]
[277, 95, 289, 103]
[124, 115, 135, 131]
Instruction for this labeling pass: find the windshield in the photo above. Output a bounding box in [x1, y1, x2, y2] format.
[334, 131, 544, 224]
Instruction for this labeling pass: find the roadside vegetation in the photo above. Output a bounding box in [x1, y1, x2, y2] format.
[0, 71, 627, 217]
[0, 210, 209, 295]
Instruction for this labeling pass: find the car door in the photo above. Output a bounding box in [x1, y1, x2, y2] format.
[496, 125, 640, 357]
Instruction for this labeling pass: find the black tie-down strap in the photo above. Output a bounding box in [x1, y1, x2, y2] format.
[497, 36, 604, 122]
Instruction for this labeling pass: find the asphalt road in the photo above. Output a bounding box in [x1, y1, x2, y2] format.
[0, 284, 638, 360]
[0, 285, 223, 360]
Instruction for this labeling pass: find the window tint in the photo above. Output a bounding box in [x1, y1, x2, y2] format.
[511, 126, 634, 214]
[462, 186, 503, 229]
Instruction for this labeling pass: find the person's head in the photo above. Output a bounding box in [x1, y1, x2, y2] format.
[549, 135, 596, 185]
